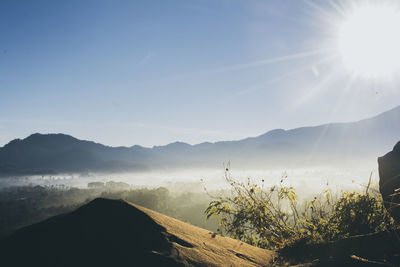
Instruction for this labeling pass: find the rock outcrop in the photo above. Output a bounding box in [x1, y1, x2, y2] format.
[378, 141, 400, 222]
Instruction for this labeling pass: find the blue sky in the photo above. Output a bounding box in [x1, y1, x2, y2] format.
[1, 0, 400, 147]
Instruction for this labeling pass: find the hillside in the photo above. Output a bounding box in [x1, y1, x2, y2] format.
[0, 105, 399, 175]
[0, 198, 275, 267]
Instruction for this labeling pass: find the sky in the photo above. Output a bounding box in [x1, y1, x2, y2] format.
[1, 0, 400, 147]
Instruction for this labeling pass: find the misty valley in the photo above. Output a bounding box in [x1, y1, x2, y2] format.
[2, 0, 400, 266]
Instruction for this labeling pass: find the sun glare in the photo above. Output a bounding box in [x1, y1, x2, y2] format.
[337, 5, 400, 78]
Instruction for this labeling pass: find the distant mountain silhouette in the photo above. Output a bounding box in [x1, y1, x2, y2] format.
[0, 198, 275, 266]
[0, 105, 399, 176]
[0, 133, 149, 175]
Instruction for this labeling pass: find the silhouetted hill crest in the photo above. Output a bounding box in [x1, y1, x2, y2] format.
[0, 198, 275, 266]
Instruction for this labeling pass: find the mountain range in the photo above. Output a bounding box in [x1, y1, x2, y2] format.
[0, 105, 399, 176]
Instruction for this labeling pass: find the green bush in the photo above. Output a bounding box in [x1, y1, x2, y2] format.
[205, 170, 395, 250]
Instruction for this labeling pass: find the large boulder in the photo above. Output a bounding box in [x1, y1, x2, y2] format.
[378, 141, 400, 222]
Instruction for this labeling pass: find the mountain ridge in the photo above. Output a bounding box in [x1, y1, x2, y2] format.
[2, 105, 400, 150]
[1, 105, 399, 176]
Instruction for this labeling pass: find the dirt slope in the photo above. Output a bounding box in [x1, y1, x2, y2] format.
[0, 198, 275, 267]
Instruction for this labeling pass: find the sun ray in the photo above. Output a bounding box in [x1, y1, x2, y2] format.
[205, 48, 334, 75]
[232, 54, 339, 97]
[327, 0, 347, 17]
[306, 74, 357, 160]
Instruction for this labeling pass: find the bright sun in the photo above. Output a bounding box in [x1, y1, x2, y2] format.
[337, 5, 400, 78]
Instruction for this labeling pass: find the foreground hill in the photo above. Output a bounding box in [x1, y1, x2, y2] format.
[0, 198, 275, 267]
[1, 105, 399, 175]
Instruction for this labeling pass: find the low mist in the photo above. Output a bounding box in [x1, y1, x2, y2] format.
[0, 162, 379, 238]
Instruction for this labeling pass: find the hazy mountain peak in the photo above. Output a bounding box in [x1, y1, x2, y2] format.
[259, 128, 286, 138]
[166, 141, 191, 147]
[153, 141, 192, 150]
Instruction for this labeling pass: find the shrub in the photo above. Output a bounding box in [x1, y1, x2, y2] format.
[205, 169, 395, 250]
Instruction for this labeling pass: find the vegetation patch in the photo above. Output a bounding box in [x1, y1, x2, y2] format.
[205, 169, 398, 264]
